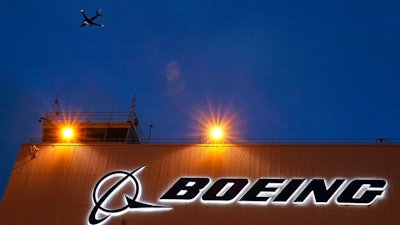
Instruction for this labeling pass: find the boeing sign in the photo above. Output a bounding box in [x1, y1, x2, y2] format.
[88, 166, 388, 225]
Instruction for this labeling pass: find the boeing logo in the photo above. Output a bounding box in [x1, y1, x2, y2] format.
[88, 166, 388, 225]
[88, 166, 168, 225]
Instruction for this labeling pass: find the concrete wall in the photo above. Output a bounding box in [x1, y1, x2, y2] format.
[1, 143, 399, 225]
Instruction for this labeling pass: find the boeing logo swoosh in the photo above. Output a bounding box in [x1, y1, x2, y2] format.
[88, 166, 169, 225]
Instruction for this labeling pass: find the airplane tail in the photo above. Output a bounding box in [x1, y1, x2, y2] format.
[96, 9, 103, 17]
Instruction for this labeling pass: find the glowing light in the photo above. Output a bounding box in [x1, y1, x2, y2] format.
[210, 127, 223, 140]
[188, 99, 241, 144]
[62, 127, 74, 139]
[55, 123, 79, 143]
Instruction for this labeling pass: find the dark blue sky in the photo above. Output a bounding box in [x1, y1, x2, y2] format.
[1, 1, 400, 200]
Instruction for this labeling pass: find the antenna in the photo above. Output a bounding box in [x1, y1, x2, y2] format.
[38, 95, 60, 123]
[148, 124, 154, 142]
[128, 94, 136, 121]
[54, 95, 60, 121]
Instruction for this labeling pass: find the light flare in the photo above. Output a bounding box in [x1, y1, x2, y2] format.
[48, 112, 81, 143]
[210, 127, 223, 140]
[190, 101, 241, 144]
[62, 127, 74, 139]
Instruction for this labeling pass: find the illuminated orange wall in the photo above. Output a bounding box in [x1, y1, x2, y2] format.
[1, 143, 399, 225]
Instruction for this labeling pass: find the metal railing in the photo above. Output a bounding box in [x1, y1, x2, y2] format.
[29, 137, 400, 145]
[34, 112, 400, 145]
[146, 137, 400, 145]
[40, 111, 134, 123]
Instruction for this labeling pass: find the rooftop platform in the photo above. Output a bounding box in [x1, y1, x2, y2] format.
[39, 111, 147, 144]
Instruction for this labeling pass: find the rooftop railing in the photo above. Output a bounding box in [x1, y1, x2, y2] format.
[29, 137, 400, 145]
[40, 111, 135, 123]
[35, 112, 400, 145]
[147, 137, 400, 144]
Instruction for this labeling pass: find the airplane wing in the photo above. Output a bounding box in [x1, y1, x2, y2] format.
[91, 22, 104, 27]
[89, 15, 99, 22]
[81, 10, 89, 21]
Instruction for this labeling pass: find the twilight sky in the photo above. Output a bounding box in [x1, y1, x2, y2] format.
[1, 0, 400, 200]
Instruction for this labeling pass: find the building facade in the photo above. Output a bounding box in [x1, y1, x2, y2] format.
[1, 141, 399, 225]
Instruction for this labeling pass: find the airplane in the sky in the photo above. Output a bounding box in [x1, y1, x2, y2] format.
[80, 9, 104, 27]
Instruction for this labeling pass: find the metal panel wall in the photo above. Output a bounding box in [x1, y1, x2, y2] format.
[1, 143, 398, 225]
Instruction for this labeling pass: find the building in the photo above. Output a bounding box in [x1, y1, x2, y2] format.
[0, 110, 399, 225]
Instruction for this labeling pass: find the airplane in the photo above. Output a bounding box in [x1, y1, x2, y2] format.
[80, 9, 104, 27]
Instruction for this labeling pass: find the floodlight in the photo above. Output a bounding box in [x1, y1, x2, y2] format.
[210, 127, 223, 140]
[62, 127, 74, 140]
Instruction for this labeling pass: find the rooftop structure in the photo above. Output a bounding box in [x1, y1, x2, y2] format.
[36, 96, 150, 144]
[40, 111, 146, 143]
